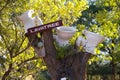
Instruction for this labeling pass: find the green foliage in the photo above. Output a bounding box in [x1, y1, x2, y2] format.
[77, 0, 120, 76]
[94, 0, 120, 64]
[28, 0, 88, 25]
[88, 62, 113, 75]
[56, 44, 74, 59]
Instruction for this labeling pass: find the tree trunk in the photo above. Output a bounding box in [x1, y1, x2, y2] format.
[107, 46, 116, 80]
[111, 60, 116, 80]
[27, 30, 92, 80]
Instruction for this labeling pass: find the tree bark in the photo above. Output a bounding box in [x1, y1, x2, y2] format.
[27, 30, 92, 80]
[111, 60, 116, 80]
[107, 46, 116, 80]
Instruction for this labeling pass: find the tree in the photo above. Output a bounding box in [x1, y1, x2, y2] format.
[0, 0, 44, 80]
[0, 0, 89, 80]
[94, 0, 120, 80]
[76, 0, 120, 80]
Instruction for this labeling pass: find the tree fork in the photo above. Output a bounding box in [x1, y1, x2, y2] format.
[27, 30, 92, 80]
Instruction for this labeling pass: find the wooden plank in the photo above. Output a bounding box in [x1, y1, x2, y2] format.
[27, 20, 63, 34]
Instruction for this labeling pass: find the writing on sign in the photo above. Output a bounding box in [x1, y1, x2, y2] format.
[27, 20, 63, 34]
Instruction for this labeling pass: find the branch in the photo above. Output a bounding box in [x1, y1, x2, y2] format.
[17, 56, 39, 67]
[11, 18, 30, 58]
[8, 18, 22, 57]
[15, 37, 26, 53]
[2, 63, 12, 80]
[13, 44, 30, 58]
[0, 35, 13, 58]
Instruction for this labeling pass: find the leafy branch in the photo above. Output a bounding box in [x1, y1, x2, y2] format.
[17, 56, 40, 67]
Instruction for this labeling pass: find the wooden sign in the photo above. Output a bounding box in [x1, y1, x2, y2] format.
[27, 20, 63, 34]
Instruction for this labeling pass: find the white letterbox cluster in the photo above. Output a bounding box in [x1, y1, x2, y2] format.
[18, 10, 105, 56]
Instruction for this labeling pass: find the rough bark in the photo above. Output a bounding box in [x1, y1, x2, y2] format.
[27, 30, 92, 80]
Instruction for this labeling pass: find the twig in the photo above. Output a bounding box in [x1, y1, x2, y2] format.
[0, 35, 13, 58]
[13, 44, 30, 58]
[17, 56, 39, 67]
